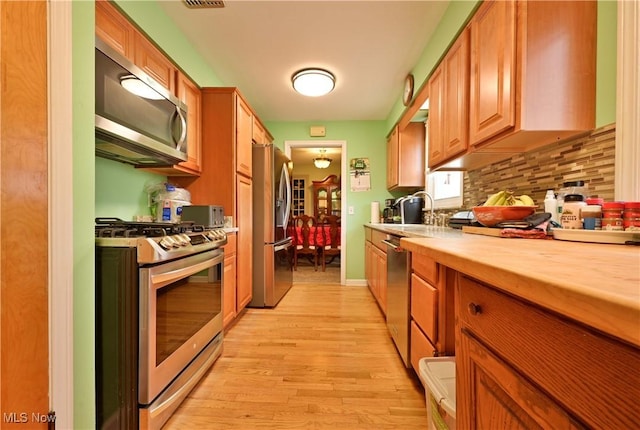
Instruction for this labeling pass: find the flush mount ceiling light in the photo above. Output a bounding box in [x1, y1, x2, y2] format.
[120, 75, 163, 100]
[292, 68, 335, 97]
[313, 149, 332, 169]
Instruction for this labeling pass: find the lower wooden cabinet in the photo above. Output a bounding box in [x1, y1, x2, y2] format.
[456, 274, 640, 429]
[364, 227, 387, 314]
[409, 254, 455, 371]
[222, 233, 237, 329]
[236, 174, 253, 312]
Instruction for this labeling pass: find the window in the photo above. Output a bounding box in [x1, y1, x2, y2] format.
[426, 171, 463, 209]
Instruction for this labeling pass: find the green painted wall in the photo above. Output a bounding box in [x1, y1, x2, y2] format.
[386, 0, 480, 132]
[73, 2, 96, 427]
[95, 1, 225, 223]
[596, 0, 617, 127]
[266, 121, 390, 281]
[77, 1, 619, 426]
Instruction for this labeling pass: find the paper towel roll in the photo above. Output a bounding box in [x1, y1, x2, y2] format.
[370, 201, 381, 223]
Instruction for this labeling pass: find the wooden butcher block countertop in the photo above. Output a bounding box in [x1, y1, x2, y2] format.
[401, 234, 640, 348]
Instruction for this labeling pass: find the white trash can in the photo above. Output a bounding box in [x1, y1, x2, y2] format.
[419, 357, 456, 430]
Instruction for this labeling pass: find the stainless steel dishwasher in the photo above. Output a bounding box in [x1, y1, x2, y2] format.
[383, 233, 411, 367]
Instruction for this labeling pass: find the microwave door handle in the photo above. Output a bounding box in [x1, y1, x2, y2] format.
[173, 105, 187, 152]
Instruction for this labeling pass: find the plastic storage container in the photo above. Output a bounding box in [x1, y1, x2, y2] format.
[419, 357, 456, 430]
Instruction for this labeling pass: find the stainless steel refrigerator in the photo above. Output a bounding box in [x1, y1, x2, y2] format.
[249, 145, 294, 307]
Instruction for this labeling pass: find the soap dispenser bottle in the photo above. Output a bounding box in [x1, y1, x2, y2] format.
[544, 190, 558, 223]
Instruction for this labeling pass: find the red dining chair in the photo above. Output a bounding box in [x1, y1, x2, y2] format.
[292, 214, 319, 271]
[319, 215, 340, 271]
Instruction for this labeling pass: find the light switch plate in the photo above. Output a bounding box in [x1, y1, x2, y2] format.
[310, 125, 326, 137]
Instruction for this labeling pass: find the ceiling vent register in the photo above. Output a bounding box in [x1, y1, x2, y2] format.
[182, 0, 225, 9]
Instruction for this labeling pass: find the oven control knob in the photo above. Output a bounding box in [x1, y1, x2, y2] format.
[172, 234, 187, 246]
[159, 236, 177, 249]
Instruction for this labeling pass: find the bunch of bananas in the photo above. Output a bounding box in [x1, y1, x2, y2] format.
[483, 190, 535, 206]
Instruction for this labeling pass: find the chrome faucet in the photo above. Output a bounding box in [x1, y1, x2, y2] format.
[410, 191, 435, 225]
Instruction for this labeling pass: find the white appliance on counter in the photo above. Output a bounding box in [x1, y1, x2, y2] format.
[250, 145, 294, 307]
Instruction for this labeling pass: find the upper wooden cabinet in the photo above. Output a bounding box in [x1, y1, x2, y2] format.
[252, 117, 269, 145]
[387, 122, 425, 190]
[95, 0, 202, 176]
[428, 28, 469, 168]
[95, 0, 135, 59]
[468, 0, 596, 151]
[174, 72, 202, 175]
[236, 96, 253, 178]
[425, 0, 596, 170]
[133, 32, 176, 94]
[468, 0, 515, 145]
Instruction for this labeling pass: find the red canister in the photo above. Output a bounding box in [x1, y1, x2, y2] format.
[602, 202, 625, 231]
[623, 202, 640, 231]
[586, 197, 604, 206]
[602, 202, 625, 218]
[623, 202, 640, 218]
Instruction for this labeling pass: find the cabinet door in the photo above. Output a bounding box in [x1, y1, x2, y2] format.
[133, 32, 176, 93]
[469, 0, 516, 145]
[443, 28, 469, 159]
[386, 126, 399, 188]
[175, 72, 202, 174]
[427, 65, 445, 167]
[410, 273, 437, 344]
[223, 235, 237, 329]
[459, 332, 580, 429]
[236, 175, 253, 311]
[95, 0, 135, 59]
[252, 117, 266, 145]
[236, 96, 253, 178]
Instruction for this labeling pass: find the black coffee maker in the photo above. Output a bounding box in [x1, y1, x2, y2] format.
[382, 198, 397, 223]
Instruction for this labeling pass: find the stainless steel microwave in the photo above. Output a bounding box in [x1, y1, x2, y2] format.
[95, 38, 188, 167]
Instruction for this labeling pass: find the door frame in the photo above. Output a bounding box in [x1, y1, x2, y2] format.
[284, 140, 346, 285]
[50, 1, 74, 428]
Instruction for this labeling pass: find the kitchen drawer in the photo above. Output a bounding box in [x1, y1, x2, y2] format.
[364, 226, 372, 243]
[412, 253, 438, 285]
[458, 275, 640, 429]
[411, 273, 437, 344]
[370, 229, 388, 252]
[410, 320, 437, 370]
[223, 233, 237, 255]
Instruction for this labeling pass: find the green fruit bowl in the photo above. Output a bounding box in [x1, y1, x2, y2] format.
[472, 206, 536, 227]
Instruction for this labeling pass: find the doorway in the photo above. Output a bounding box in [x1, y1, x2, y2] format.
[284, 141, 346, 285]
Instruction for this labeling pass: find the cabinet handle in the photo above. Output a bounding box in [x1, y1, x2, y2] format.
[468, 302, 482, 316]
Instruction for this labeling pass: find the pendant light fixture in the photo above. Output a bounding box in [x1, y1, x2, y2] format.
[292, 68, 335, 97]
[313, 149, 332, 169]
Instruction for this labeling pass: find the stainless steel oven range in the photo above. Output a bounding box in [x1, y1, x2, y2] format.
[95, 218, 227, 430]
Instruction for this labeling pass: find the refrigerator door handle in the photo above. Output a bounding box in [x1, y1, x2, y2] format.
[281, 163, 292, 230]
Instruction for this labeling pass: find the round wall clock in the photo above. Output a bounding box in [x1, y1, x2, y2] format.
[403, 74, 414, 106]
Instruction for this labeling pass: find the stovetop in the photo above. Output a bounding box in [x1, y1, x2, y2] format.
[95, 218, 227, 264]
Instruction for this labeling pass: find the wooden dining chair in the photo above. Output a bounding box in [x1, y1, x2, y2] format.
[292, 214, 319, 271]
[319, 215, 340, 271]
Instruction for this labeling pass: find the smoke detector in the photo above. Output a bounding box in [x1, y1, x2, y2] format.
[182, 0, 225, 9]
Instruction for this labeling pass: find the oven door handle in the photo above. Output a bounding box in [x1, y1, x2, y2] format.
[150, 256, 220, 289]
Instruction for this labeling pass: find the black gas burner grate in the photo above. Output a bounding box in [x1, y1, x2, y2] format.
[95, 217, 206, 238]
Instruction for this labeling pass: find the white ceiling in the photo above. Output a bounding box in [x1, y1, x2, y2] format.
[158, 0, 449, 122]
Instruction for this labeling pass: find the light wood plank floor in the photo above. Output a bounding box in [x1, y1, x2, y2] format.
[164, 283, 428, 429]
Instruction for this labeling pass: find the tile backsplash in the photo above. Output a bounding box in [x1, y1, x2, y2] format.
[463, 123, 616, 209]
